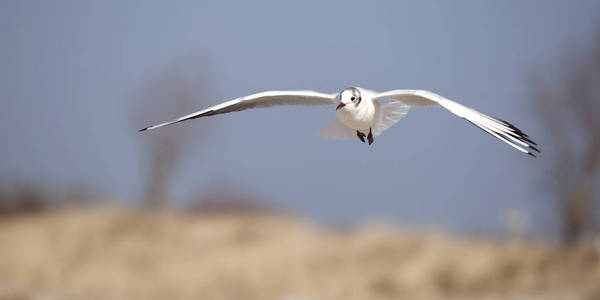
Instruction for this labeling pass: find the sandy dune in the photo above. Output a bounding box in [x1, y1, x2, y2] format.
[0, 209, 598, 300]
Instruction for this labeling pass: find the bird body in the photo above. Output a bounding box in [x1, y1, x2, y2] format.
[140, 86, 539, 156]
[336, 87, 379, 131]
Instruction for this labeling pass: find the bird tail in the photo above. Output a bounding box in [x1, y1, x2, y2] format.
[317, 120, 356, 140]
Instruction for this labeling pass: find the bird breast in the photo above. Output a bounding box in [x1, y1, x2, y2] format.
[336, 100, 379, 131]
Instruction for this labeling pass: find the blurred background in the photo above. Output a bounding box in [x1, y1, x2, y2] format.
[1, 1, 600, 299]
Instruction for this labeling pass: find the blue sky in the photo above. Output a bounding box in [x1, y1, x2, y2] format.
[2, 0, 599, 236]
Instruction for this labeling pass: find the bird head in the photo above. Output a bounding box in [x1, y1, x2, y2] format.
[336, 87, 361, 110]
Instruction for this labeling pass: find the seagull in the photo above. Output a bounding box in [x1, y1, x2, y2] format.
[139, 87, 539, 156]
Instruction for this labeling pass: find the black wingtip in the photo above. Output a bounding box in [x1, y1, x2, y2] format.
[529, 145, 540, 153]
[527, 151, 536, 158]
[498, 118, 530, 138]
[521, 136, 538, 146]
[139, 127, 149, 132]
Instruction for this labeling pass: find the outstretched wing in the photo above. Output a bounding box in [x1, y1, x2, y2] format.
[139, 90, 337, 131]
[373, 90, 539, 156]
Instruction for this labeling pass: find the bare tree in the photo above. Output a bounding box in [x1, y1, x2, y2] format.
[134, 57, 214, 209]
[529, 33, 600, 244]
[0, 183, 45, 215]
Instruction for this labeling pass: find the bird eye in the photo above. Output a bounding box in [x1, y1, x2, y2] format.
[351, 96, 356, 101]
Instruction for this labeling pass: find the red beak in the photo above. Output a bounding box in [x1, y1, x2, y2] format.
[336, 102, 346, 110]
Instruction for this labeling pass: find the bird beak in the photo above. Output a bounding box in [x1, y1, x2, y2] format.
[336, 102, 345, 110]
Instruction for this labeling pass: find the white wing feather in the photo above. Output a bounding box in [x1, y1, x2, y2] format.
[371, 102, 410, 136]
[317, 119, 356, 140]
[140, 90, 337, 131]
[374, 90, 539, 156]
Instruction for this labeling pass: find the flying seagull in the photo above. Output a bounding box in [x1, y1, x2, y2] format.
[139, 87, 538, 156]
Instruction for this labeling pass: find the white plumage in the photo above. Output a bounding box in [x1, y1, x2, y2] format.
[140, 87, 538, 156]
